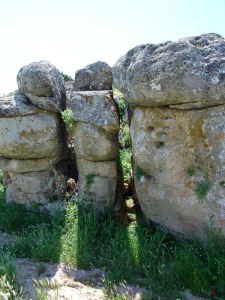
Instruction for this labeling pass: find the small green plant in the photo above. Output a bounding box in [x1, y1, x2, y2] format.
[60, 71, 73, 82]
[33, 278, 59, 300]
[186, 166, 197, 176]
[219, 180, 225, 187]
[185, 165, 213, 202]
[135, 165, 147, 180]
[85, 174, 95, 187]
[61, 108, 75, 131]
[195, 180, 212, 202]
[0, 275, 24, 300]
[118, 149, 132, 180]
[119, 124, 131, 149]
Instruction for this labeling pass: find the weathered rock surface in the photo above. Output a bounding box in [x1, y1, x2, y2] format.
[17, 60, 66, 112]
[0, 61, 68, 205]
[0, 156, 61, 173]
[77, 159, 117, 211]
[74, 61, 112, 91]
[73, 122, 119, 161]
[0, 93, 41, 117]
[131, 105, 225, 238]
[66, 87, 119, 211]
[6, 169, 66, 205]
[113, 33, 225, 109]
[66, 90, 119, 134]
[0, 111, 64, 159]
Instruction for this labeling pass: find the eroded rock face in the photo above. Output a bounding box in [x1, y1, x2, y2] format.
[113, 33, 225, 239]
[113, 33, 225, 109]
[0, 63, 67, 205]
[6, 169, 66, 205]
[17, 60, 66, 112]
[74, 61, 112, 91]
[73, 122, 119, 161]
[77, 160, 117, 212]
[66, 89, 119, 211]
[67, 90, 119, 134]
[131, 106, 225, 238]
[0, 111, 64, 159]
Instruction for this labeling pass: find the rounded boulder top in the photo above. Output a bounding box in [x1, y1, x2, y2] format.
[113, 33, 225, 109]
[74, 61, 113, 91]
[17, 60, 66, 112]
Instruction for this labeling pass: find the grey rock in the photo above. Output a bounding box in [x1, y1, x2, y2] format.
[6, 169, 66, 204]
[77, 159, 117, 212]
[0, 93, 42, 117]
[131, 105, 225, 239]
[73, 122, 119, 161]
[74, 61, 112, 91]
[113, 33, 225, 108]
[0, 156, 61, 173]
[65, 80, 75, 92]
[17, 60, 66, 112]
[66, 90, 119, 134]
[0, 111, 65, 159]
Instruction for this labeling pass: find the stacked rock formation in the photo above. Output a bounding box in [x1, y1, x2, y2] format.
[113, 33, 225, 239]
[66, 61, 119, 212]
[0, 61, 67, 204]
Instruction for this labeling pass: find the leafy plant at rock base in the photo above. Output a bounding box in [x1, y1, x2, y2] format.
[61, 108, 75, 131]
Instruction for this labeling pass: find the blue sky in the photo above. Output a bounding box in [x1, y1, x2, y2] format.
[0, 0, 225, 94]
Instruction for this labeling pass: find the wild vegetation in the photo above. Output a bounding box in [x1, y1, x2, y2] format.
[114, 88, 132, 181]
[0, 177, 225, 299]
[60, 71, 73, 82]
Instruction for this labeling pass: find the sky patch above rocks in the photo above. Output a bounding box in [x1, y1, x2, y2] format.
[0, 0, 225, 94]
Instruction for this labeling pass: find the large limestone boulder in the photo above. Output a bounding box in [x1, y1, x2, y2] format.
[0, 156, 60, 173]
[66, 88, 119, 211]
[131, 106, 225, 239]
[0, 111, 64, 159]
[113, 33, 225, 109]
[74, 61, 112, 91]
[17, 60, 66, 112]
[73, 123, 119, 161]
[77, 159, 117, 212]
[6, 169, 66, 205]
[66, 90, 119, 134]
[0, 73, 67, 205]
[0, 93, 40, 117]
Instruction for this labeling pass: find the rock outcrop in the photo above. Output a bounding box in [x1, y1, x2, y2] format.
[0, 61, 67, 205]
[113, 33, 225, 239]
[67, 87, 119, 212]
[1, 33, 225, 240]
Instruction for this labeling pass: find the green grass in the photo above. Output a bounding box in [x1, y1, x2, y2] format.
[1, 180, 225, 299]
[0, 173, 222, 297]
[195, 180, 212, 202]
[118, 149, 132, 180]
